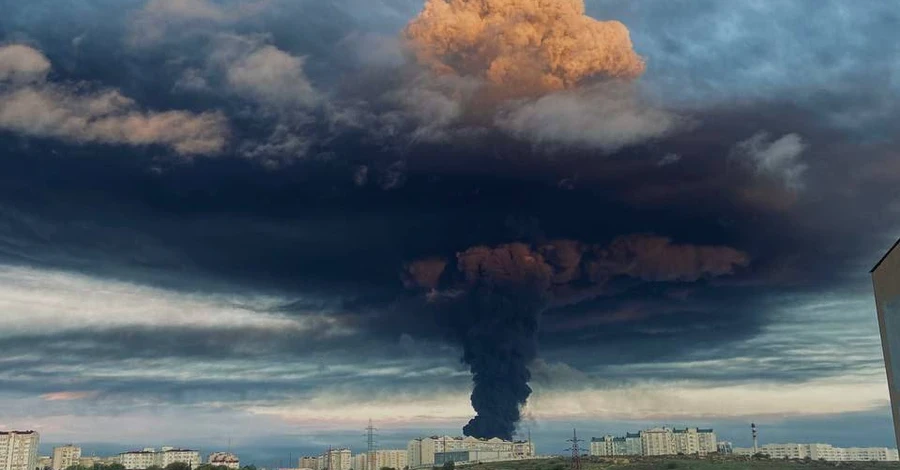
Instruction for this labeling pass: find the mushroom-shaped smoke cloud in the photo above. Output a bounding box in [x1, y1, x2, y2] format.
[404, 0, 646, 95]
[404, 235, 750, 439]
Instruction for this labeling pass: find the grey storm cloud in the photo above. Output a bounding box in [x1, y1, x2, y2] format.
[731, 131, 808, 190]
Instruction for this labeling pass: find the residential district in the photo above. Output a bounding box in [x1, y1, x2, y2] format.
[2, 426, 899, 470]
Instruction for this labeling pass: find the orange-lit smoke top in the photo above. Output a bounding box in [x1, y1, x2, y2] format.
[404, 0, 646, 94]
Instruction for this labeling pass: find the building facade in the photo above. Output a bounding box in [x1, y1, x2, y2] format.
[207, 453, 239, 470]
[118, 451, 157, 470]
[734, 443, 900, 462]
[590, 428, 716, 457]
[159, 449, 201, 469]
[640, 428, 675, 457]
[37, 458, 51, 470]
[119, 448, 200, 470]
[0, 431, 40, 470]
[52, 447, 81, 470]
[407, 436, 534, 469]
[320, 449, 350, 470]
[873, 238, 900, 451]
[716, 442, 733, 455]
[299, 457, 318, 470]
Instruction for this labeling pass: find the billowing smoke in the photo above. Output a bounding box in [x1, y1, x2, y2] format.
[404, 0, 645, 95]
[404, 235, 749, 439]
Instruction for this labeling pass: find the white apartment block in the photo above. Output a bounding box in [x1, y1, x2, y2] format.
[591, 428, 716, 457]
[52, 446, 81, 470]
[320, 449, 350, 470]
[733, 443, 900, 462]
[351, 454, 366, 470]
[641, 428, 675, 456]
[118, 451, 157, 470]
[1, 431, 40, 470]
[298, 457, 318, 470]
[589, 433, 641, 457]
[407, 436, 534, 469]
[355, 450, 406, 470]
[160, 449, 201, 469]
[119, 448, 201, 470]
[207, 453, 239, 470]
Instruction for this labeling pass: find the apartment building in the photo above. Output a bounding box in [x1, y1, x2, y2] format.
[641, 428, 676, 457]
[591, 428, 716, 457]
[0, 431, 40, 470]
[320, 449, 350, 470]
[298, 457, 318, 470]
[52, 447, 81, 470]
[119, 448, 200, 470]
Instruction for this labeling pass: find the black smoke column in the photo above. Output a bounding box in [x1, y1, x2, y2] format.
[459, 285, 544, 440]
[453, 244, 552, 440]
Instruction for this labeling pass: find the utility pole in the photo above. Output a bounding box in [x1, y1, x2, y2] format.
[565, 429, 582, 470]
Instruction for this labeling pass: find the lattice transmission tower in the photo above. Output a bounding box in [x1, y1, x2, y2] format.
[565, 429, 583, 470]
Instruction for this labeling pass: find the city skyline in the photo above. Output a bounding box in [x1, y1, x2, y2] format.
[1, 0, 899, 459]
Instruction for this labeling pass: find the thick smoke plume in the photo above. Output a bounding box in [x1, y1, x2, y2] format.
[404, 235, 749, 439]
[404, 0, 645, 95]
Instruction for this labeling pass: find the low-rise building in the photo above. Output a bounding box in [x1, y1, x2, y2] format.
[733, 443, 900, 462]
[207, 453, 239, 470]
[407, 436, 534, 469]
[37, 457, 51, 470]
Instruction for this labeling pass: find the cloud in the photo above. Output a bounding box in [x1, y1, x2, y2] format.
[404, 0, 645, 95]
[0, 45, 228, 155]
[732, 131, 808, 190]
[129, 0, 271, 46]
[0, 264, 338, 336]
[40, 391, 98, 401]
[495, 84, 684, 151]
[194, 34, 320, 163]
[226, 44, 318, 109]
[0, 44, 51, 84]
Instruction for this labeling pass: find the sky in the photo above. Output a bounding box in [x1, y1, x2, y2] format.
[1, 0, 899, 464]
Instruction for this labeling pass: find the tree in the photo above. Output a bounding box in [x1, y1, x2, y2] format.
[441, 461, 454, 470]
[164, 463, 192, 470]
[147, 466, 164, 470]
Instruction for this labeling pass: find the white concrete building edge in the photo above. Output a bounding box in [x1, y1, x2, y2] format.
[52, 446, 81, 470]
[0, 431, 40, 470]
